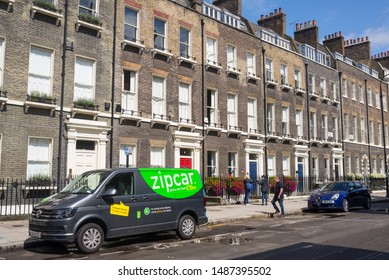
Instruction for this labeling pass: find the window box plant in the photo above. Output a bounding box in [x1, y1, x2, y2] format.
[78, 13, 102, 26]
[28, 174, 52, 186]
[27, 91, 57, 104]
[73, 98, 99, 110]
[33, 0, 58, 13]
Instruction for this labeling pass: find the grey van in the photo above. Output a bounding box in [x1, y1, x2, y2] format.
[28, 168, 208, 253]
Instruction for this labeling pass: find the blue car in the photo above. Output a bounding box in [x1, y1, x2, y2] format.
[307, 181, 371, 212]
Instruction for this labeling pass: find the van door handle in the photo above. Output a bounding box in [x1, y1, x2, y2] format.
[143, 196, 149, 200]
[131, 197, 137, 202]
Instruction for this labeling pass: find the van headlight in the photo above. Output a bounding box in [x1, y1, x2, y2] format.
[331, 193, 340, 200]
[53, 208, 77, 219]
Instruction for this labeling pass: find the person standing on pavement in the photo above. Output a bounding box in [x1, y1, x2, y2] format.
[271, 176, 285, 216]
[243, 173, 251, 205]
[258, 175, 268, 205]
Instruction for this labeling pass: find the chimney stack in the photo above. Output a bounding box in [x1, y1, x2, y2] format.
[188, 0, 202, 12]
[344, 36, 371, 61]
[373, 49, 389, 69]
[213, 0, 242, 16]
[294, 19, 319, 48]
[323, 31, 344, 55]
[257, 7, 286, 36]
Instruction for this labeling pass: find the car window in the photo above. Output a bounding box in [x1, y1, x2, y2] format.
[354, 182, 363, 189]
[330, 182, 349, 192]
[105, 172, 134, 196]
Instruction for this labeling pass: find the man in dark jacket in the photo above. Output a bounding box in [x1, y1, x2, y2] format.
[258, 175, 268, 205]
[271, 176, 285, 216]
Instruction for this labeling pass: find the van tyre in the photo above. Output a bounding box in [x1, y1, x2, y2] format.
[75, 223, 104, 254]
[177, 215, 196, 240]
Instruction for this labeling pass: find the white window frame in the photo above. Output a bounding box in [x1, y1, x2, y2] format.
[246, 52, 256, 76]
[342, 78, 348, 97]
[28, 45, 54, 96]
[320, 77, 326, 97]
[351, 82, 356, 100]
[122, 69, 138, 113]
[206, 37, 217, 64]
[282, 106, 289, 135]
[378, 123, 382, 146]
[152, 76, 166, 117]
[282, 156, 290, 176]
[179, 27, 191, 58]
[150, 146, 165, 168]
[308, 73, 315, 94]
[332, 116, 339, 141]
[267, 155, 276, 177]
[361, 118, 366, 143]
[295, 69, 301, 89]
[359, 84, 364, 103]
[227, 44, 237, 69]
[310, 111, 317, 139]
[312, 157, 318, 179]
[124, 6, 139, 42]
[369, 121, 374, 144]
[119, 144, 136, 168]
[346, 156, 351, 174]
[207, 150, 218, 177]
[179, 82, 192, 122]
[207, 89, 219, 126]
[74, 56, 96, 101]
[228, 152, 238, 177]
[79, 0, 99, 17]
[321, 114, 328, 141]
[376, 91, 381, 109]
[247, 98, 257, 131]
[352, 116, 358, 142]
[280, 64, 288, 85]
[154, 17, 167, 51]
[344, 113, 349, 139]
[267, 103, 275, 133]
[0, 37, 4, 89]
[27, 137, 52, 179]
[368, 88, 373, 106]
[296, 110, 303, 137]
[265, 58, 273, 81]
[227, 93, 237, 129]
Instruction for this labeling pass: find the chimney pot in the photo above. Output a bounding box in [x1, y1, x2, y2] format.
[279, 7, 282, 13]
[374, 55, 376, 59]
[296, 23, 299, 30]
[270, 12, 273, 16]
[366, 36, 369, 41]
[324, 35, 327, 40]
[339, 31, 342, 36]
[361, 37, 364, 42]
[313, 19, 316, 26]
[353, 39, 356, 44]
[357, 38, 360, 43]
[335, 32, 338, 37]
[274, 9, 278, 14]
[387, 51, 389, 56]
[300, 23, 303, 29]
[346, 40, 349, 45]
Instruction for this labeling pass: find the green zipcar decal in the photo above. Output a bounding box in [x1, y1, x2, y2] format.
[139, 168, 203, 199]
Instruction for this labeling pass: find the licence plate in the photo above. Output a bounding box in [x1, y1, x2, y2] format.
[321, 200, 334, 204]
[29, 230, 41, 239]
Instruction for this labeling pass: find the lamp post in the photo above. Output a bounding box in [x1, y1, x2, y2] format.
[379, 73, 389, 197]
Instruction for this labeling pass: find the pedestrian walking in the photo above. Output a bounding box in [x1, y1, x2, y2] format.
[258, 175, 268, 205]
[243, 173, 252, 205]
[271, 176, 285, 216]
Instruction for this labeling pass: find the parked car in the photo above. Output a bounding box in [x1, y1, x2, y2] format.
[307, 181, 371, 212]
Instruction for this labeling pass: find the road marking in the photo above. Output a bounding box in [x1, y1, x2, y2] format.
[100, 251, 124, 256]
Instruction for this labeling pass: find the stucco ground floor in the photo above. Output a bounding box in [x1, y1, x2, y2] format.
[0, 105, 387, 187]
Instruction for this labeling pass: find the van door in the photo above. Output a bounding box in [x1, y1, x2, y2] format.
[100, 171, 140, 238]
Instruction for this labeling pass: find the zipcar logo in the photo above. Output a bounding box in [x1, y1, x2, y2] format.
[150, 171, 195, 193]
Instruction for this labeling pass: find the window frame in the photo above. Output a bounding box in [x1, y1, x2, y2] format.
[27, 137, 53, 179]
[124, 6, 139, 42]
[79, 0, 99, 17]
[152, 76, 166, 117]
[28, 45, 54, 97]
[74, 55, 96, 101]
[121, 69, 138, 113]
[150, 146, 165, 168]
[154, 17, 167, 51]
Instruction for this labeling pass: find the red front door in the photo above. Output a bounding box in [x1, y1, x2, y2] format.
[180, 158, 192, 169]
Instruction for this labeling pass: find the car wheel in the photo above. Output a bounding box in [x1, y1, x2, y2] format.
[364, 197, 371, 209]
[75, 223, 104, 254]
[177, 215, 196, 240]
[342, 199, 349, 212]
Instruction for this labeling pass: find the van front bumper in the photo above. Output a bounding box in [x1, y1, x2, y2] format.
[28, 217, 75, 243]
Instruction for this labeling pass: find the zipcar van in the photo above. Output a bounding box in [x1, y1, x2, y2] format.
[29, 168, 208, 253]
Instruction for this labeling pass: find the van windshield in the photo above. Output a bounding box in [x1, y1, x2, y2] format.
[61, 171, 110, 194]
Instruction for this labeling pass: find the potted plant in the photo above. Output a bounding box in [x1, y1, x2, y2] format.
[33, 0, 57, 12]
[78, 13, 102, 26]
[27, 91, 56, 104]
[28, 174, 52, 186]
[74, 98, 99, 110]
[205, 177, 226, 196]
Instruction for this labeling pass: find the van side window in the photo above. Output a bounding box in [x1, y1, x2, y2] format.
[105, 173, 134, 196]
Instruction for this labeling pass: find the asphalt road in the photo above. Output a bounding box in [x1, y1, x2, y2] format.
[1, 202, 389, 260]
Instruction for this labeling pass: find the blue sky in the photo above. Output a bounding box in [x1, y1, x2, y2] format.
[206, 0, 389, 56]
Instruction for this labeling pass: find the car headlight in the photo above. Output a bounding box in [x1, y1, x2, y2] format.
[53, 208, 78, 219]
[331, 193, 340, 200]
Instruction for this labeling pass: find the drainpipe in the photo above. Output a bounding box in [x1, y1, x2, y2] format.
[109, 0, 118, 168]
[305, 62, 311, 189]
[338, 72, 345, 179]
[261, 47, 268, 175]
[201, 18, 205, 182]
[365, 79, 372, 178]
[57, 0, 70, 192]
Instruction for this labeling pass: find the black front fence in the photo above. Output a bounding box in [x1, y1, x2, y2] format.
[0, 176, 386, 217]
[204, 175, 386, 201]
[0, 178, 69, 217]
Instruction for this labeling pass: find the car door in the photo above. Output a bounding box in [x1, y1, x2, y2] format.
[100, 171, 140, 239]
[347, 182, 360, 207]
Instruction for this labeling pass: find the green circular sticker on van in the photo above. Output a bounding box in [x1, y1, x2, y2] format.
[139, 168, 203, 199]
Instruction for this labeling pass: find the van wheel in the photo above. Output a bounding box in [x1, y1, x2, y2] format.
[75, 223, 104, 254]
[177, 215, 196, 240]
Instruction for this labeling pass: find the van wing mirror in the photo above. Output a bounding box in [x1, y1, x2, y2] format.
[102, 188, 117, 197]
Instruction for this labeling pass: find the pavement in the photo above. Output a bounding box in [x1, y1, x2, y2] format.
[0, 191, 387, 252]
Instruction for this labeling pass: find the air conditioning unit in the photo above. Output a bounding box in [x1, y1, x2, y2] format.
[349, 135, 354, 140]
